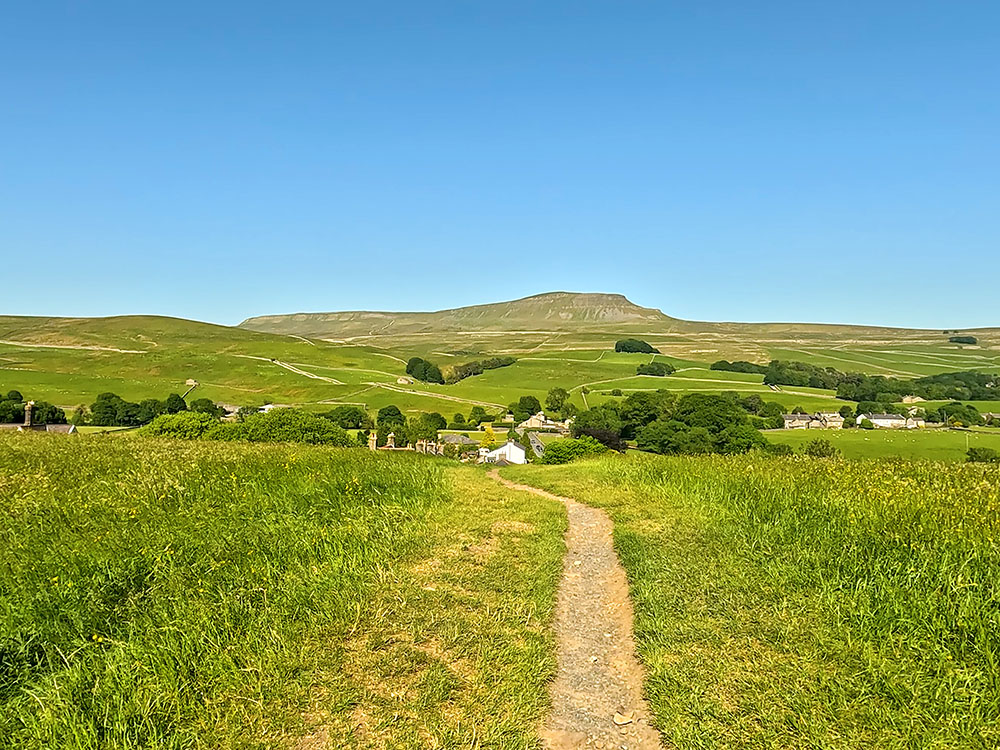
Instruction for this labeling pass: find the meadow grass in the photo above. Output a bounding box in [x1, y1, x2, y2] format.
[766, 426, 1000, 461]
[0, 435, 564, 748]
[503, 453, 1000, 748]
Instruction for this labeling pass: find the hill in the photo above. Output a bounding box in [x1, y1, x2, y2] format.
[239, 292, 681, 339]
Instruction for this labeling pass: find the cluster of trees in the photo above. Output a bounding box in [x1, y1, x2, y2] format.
[0, 390, 66, 425]
[949, 335, 978, 345]
[320, 405, 372, 429]
[710, 360, 769, 375]
[538, 435, 607, 464]
[714, 356, 996, 405]
[445, 356, 516, 384]
[636, 362, 675, 377]
[405, 357, 444, 384]
[569, 390, 779, 456]
[614, 339, 659, 354]
[83, 392, 224, 427]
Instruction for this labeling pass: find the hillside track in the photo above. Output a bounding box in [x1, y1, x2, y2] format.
[490, 471, 662, 750]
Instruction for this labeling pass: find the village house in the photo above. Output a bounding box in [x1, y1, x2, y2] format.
[782, 414, 814, 429]
[814, 412, 845, 429]
[517, 411, 571, 433]
[0, 401, 76, 434]
[479, 441, 527, 465]
[857, 413, 908, 429]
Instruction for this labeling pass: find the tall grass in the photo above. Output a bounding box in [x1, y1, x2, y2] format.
[505, 454, 1000, 747]
[0, 434, 447, 747]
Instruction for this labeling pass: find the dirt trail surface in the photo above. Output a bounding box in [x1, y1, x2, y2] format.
[490, 471, 663, 750]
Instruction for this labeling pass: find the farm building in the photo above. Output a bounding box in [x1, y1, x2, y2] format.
[480, 441, 528, 465]
[815, 412, 845, 429]
[857, 413, 909, 429]
[517, 411, 571, 433]
[782, 414, 814, 429]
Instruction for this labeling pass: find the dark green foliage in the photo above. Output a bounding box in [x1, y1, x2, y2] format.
[321, 405, 371, 429]
[206, 409, 352, 446]
[538, 436, 607, 464]
[949, 336, 978, 345]
[636, 362, 675, 377]
[91, 392, 141, 427]
[409, 412, 447, 441]
[376, 405, 406, 426]
[6, 390, 23, 403]
[967, 447, 1000, 463]
[614, 339, 659, 354]
[446, 356, 516, 384]
[0, 395, 66, 425]
[635, 393, 767, 456]
[710, 360, 768, 375]
[572, 403, 625, 439]
[764, 442, 794, 456]
[860, 418, 875, 430]
[545, 388, 570, 414]
[928, 402, 983, 427]
[804, 439, 840, 458]
[189, 399, 226, 419]
[765, 360, 844, 390]
[165, 394, 187, 414]
[405, 357, 444, 384]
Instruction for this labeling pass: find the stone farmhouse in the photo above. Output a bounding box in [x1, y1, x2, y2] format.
[517, 411, 571, 433]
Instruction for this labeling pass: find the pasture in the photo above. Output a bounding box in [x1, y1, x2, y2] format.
[767, 426, 1000, 461]
[503, 454, 1000, 748]
[0, 434, 564, 748]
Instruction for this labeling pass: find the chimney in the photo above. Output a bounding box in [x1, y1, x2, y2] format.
[24, 400, 34, 427]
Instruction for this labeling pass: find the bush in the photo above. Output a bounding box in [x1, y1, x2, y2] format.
[405, 357, 444, 384]
[539, 436, 608, 465]
[860, 418, 875, 430]
[636, 362, 675, 377]
[804, 439, 840, 458]
[141, 412, 219, 439]
[763, 442, 794, 456]
[967, 447, 1000, 463]
[209, 409, 353, 446]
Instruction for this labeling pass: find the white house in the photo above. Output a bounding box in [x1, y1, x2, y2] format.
[480, 441, 528, 465]
[857, 413, 907, 429]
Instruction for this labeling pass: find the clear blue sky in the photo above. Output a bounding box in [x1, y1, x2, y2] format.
[2, 2, 997, 328]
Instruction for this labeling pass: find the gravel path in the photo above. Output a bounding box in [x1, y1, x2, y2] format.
[490, 471, 663, 750]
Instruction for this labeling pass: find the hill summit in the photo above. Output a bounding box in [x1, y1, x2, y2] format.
[239, 291, 678, 339]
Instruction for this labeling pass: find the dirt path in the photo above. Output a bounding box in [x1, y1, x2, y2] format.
[490, 471, 662, 750]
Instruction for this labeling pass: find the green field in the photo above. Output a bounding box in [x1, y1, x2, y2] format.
[767, 426, 1000, 461]
[0, 434, 564, 748]
[3, 293, 999, 424]
[503, 453, 1000, 747]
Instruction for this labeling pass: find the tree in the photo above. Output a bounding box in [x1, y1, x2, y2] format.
[6, 390, 23, 403]
[517, 395, 541, 416]
[189, 398, 226, 418]
[141, 412, 218, 439]
[29, 401, 67, 425]
[237, 405, 261, 422]
[614, 339, 659, 354]
[137, 399, 167, 424]
[545, 387, 570, 414]
[165, 393, 187, 414]
[469, 406, 488, 425]
[377, 405, 406, 426]
[410, 412, 447, 440]
[860, 418, 875, 430]
[636, 362, 675, 377]
[572, 404, 624, 440]
[322, 405, 371, 429]
[480, 424, 498, 450]
[452, 412, 466, 425]
[672, 393, 747, 433]
[839, 404, 855, 418]
[406, 357, 444, 384]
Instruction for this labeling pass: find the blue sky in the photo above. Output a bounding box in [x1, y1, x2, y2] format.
[2, 2, 997, 327]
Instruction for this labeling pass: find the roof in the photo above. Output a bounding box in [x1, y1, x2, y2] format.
[865, 414, 906, 420]
[817, 412, 844, 418]
[0, 423, 76, 433]
[782, 414, 813, 420]
[440, 433, 478, 445]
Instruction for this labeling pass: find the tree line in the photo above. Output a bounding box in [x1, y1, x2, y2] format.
[0, 390, 66, 425]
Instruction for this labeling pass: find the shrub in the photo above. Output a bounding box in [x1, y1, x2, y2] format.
[636, 362, 675, 377]
[210, 409, 353, 446]
[860, 418, 875, 430]
[539, 436, 608, 464]
[804, 439, 840, 458]
[763, 442, 794, 456]
[967, 447, 1000, 463]
[141, 412, 218, 439]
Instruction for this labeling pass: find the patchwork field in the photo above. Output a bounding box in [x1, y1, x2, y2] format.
[767, 426, 1000, 461]
[0, 434, 564, 748]
[502, 454, 1000, 748]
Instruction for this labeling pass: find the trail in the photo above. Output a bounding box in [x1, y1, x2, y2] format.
[368, 382, 505, 408]
[490, 471, 662, 750]
[0, 339, 146, 354]
[234, 355, 344, 384]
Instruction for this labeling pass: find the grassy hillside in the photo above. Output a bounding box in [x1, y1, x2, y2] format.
[2, 296, 998, 421]
[0, 434, 564, 748]
[503, 454, 1000, 747]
